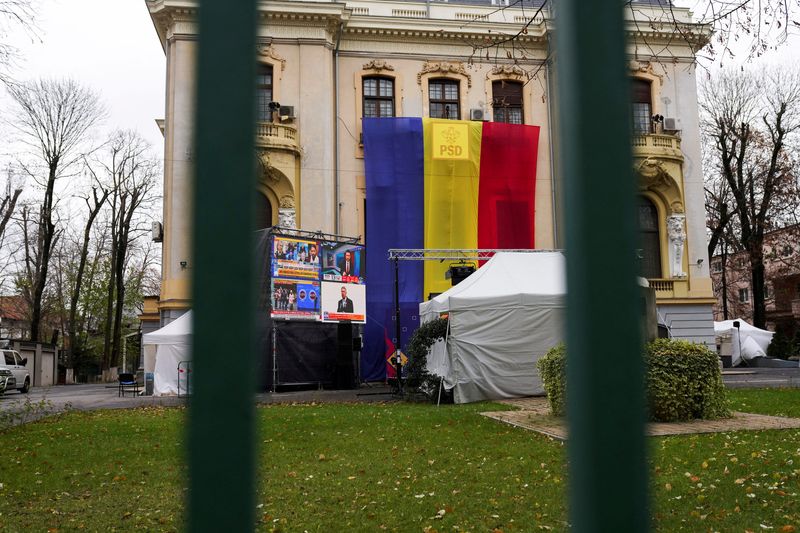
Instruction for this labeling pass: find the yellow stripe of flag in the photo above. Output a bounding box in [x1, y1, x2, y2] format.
[423, 118, 483, 298]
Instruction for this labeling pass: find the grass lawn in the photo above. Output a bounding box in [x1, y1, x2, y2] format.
[0, 389, 797, 532]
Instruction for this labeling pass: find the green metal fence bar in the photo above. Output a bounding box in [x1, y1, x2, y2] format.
[189, 1, 258, 531]
[555, 1, 648, 532]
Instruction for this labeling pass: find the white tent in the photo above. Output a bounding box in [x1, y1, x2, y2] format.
[142, 311, 192, 396]
[419, 252, 566, 403]
[714, 318, 773, 367]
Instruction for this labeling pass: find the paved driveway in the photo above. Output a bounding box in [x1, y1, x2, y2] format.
[0, 383, 185, 414]
[0, 367, 795, 417]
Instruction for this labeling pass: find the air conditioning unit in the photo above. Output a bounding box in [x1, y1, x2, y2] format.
[279, 106, 295, 119]
[663, 117, 682, 132]
[152, 221, 163, 243]
[469, 108, 486, 121]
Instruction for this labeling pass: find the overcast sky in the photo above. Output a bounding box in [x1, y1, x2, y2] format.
[2, 0, 799, 157]
[2, 0, 166, 151]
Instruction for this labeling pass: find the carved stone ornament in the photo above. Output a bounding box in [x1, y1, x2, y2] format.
[418, 62, 472, 87]
[490, 64, 525, 78]
[256, 152, 281, 184]
[279, 195, 295, 209]
[670, 201, 684, 214]
[256, 44, 286, 69]
[667, 214, 687, 278]
[278, 208, 296, 229]
[635, 158, 672, 191]
[363, 59, 395, 72]
[627, 60, 663, 85]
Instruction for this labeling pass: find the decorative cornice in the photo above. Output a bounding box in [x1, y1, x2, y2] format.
[362, 59, 395, 72]
[417, 61, 472, 87]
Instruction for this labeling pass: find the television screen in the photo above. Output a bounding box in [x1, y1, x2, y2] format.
[321, 242, 365, 284]
[272, 236, 320, 280]
[270, 278, 321, 320]
[320, 281, 366, 323]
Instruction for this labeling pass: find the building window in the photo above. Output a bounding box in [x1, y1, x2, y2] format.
[631, 79, 652, 134]
[739, 288, 750, 303]
[637, 196, 661, 279]
[712, 261, 723, 273]
[256, 63, 274, 122]
[492, 80, 523, 124]
[363, 77, 395, 118]
[765, 283, 772, 300]
[781, 244, 793, 257]
[429, 79, 459, 119]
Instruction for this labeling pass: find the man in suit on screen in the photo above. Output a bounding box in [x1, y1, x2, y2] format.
[339, 250, 354, 277]
[337, 285, 354, 313]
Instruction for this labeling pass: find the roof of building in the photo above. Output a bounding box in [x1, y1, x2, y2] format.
[0, 296, 28, 322]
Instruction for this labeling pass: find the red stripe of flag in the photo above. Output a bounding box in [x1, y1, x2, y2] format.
[477, 122, 540, 251]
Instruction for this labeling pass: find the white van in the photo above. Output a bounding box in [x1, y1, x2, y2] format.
[0, 349, 31, 394]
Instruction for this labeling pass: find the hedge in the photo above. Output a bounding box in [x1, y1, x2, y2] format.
[405, 317, 448, 399]
[537, 339, 730, 422]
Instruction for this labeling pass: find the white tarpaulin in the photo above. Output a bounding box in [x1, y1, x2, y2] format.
[142, 311, 192, 396]
[419, 252, 566, 403]
[714, 318, 773, 367]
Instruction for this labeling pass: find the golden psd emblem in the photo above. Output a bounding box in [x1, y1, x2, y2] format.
[432, 123, 469, 160]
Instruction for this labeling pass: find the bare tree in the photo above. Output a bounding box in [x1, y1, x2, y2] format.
[7, 78, 104, 341]
[0, 0, 38, 85]
[701, 67, 800, 328]
[64, 173, 109, 367]
[0, 165, 22, 243]
[87, 131, 158, 370]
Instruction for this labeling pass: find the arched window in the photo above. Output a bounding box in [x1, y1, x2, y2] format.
[638, 196, 662, 278]
[363, 76, 395, 118]
[492, 80, 523, 124]
[256, 63, 274, 122]
[631, 79, 652, 134]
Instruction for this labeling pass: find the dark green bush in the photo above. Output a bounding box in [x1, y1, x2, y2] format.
[645, 339, 730, 422]
[766, 330, 793, 360]
[405, 318, 448, 399]
[536, 344, 567, 416]
[537, 339, 730, 422]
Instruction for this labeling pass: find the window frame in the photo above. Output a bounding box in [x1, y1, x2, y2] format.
[739, 287, 750, 303]
[631, 78, 653, 134]
[256, 62, 274, 122]
[362, 76, 395, 119]
[492, 79, 524, 124]
[428, 78, 460, 120]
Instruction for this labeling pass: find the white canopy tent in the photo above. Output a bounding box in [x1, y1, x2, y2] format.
[713, 318, 773, 367]
[142, 311, 192, 396]
[419, 252, 566, 403]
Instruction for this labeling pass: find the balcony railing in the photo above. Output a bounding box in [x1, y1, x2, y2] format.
[631, 133, 683, 161]
[648, 278, 690, 299]
[255, 122, 299, 152]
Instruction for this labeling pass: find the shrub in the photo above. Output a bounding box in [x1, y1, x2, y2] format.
[405, 318, 448, 399]
[536, 344, 567, 416]
[792, 329, 800, 359]
[537, 339, 730, 422]
[645, 339, 730, 422]
[766, 330, 793, 360]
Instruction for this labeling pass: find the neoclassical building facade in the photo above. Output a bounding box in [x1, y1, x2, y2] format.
[146, 0, 716, 345]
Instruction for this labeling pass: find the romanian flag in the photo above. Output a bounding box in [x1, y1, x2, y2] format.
[361, 118, 540, 381]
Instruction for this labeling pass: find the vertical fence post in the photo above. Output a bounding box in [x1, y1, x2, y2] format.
[189, 1, 258, 531]
[555, 2, 648, 532]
